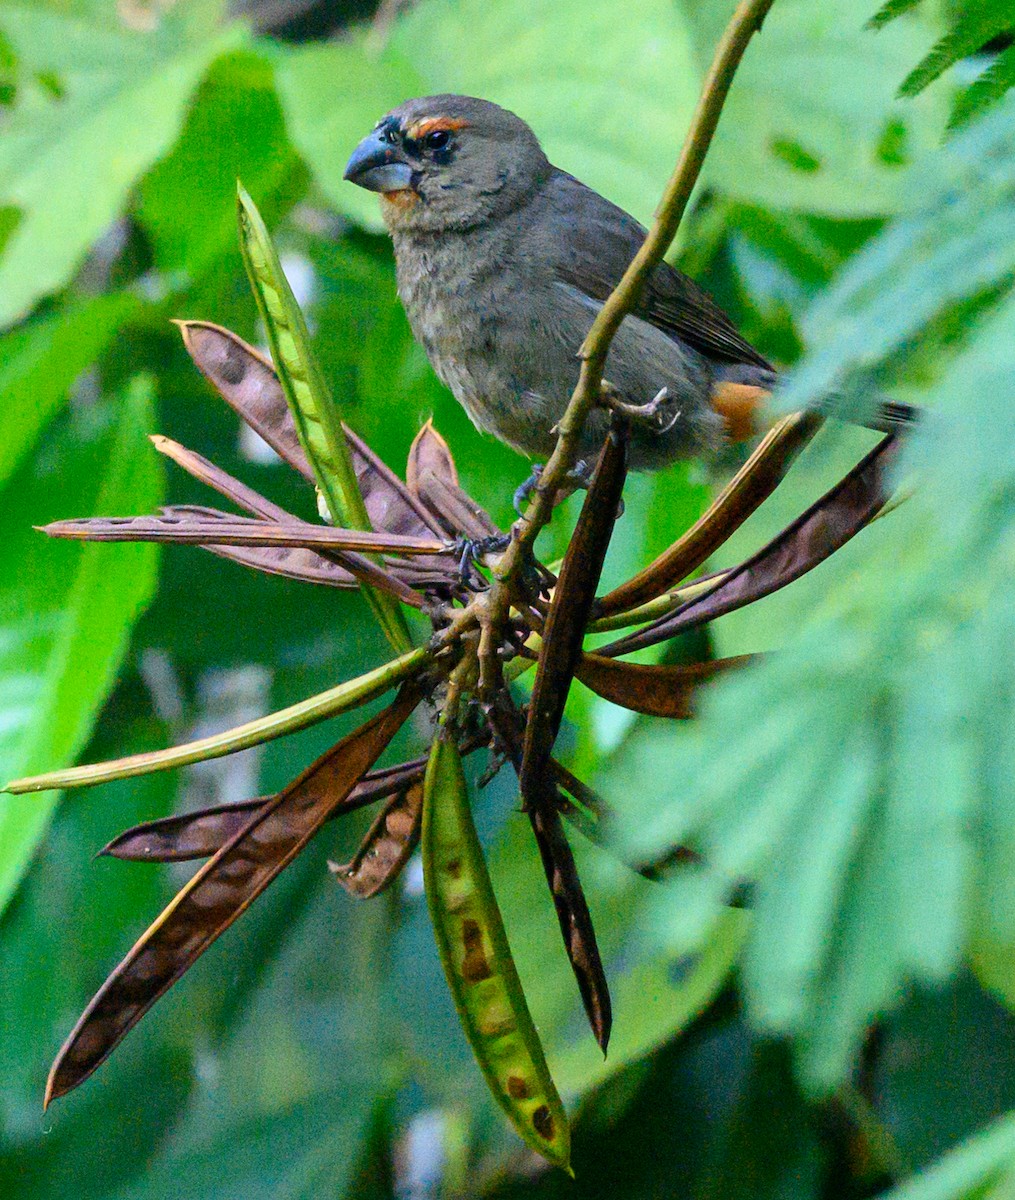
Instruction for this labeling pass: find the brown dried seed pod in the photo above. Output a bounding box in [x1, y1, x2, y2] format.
[574, 652, 752, 718]
[603, 434, 899, 657]
[329, 781, 424, 898]
[44, 684, 422, 1107]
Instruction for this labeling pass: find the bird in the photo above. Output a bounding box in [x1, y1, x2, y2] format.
[343, 94, 908, 478]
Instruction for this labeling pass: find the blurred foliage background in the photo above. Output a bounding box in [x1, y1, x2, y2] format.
[1, 0, 1014, 1196]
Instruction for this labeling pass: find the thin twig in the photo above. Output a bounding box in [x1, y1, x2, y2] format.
[484, 0, 777, 641]
[507, 0, 778, 559]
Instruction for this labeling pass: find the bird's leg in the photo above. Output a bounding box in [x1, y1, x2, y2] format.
[600, 384, 681, 434]
[513, 461, 594, 515]
[565, 459, 593, 490]
[513, 464, 543, 514]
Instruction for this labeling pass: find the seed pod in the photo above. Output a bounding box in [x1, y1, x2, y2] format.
[44, 685, 423, 1107]
[574, 652, 752, 718]
[42, 509, 445, 557]
[174, 322, 444, 541]
[422, 733, 571, 1173]
[329, 780, 424, 898]
[6, 647, 428, 795]
[602, 434, 899, 657]
[236, 184, 411, 653]
[520, 419, 628, 810]
[595, 411, 820, 617]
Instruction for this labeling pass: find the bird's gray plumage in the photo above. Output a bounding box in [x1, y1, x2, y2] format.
[346, 95, 778, 469]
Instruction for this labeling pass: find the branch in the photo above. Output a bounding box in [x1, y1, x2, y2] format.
[504, 0, 778, 564]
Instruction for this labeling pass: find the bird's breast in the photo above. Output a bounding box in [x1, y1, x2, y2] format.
[389, 229, 581, 458]
[394, 236, 516, 391]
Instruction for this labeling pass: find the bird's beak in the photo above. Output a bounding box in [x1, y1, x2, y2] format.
[343, 130, 414, 194]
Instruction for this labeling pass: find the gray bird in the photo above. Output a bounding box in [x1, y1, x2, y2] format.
[343, 94, 900, 475]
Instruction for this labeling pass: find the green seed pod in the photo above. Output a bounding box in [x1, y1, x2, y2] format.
[422, 732, 572, 1173]
[236, 183, 411, 654]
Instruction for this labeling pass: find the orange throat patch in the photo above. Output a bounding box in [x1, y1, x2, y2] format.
[380, 189, 419, 212]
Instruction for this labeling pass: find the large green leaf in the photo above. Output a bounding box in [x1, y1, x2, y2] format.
[690, 0, 950, 215]
[0, 5, 243, 326]
[102, 828, 399, 1200]
[134, 48, 305, 275]
[0, 377, 163, 916]
[273, 39, 424, 235]
[0, 707, 181, 1180]
[880, 1111, 1015, 1200]
[0, 292, 139, 489]
[610, 115, 1015, 1091]
[277, 0, 948, 235]
[275, 0, 699, 232]
[389, 0, 701, 228]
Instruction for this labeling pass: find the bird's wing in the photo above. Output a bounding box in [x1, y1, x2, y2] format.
[542, 171, 773, 372]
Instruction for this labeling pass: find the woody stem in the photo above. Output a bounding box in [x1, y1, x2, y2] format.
[494, 0, 778, 580]
[434, 0, 778, 696]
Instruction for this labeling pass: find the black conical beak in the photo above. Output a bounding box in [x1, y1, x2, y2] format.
[344, 130, 414, 194]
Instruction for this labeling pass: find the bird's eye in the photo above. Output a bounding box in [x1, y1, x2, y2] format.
[424, 129, 451, 151]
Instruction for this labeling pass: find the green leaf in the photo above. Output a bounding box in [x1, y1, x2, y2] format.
[613, 204, 1015, 1093]
[0, 702, 180, 1158]
[277, 0, 950, 246]
[870, 0, 1015, 127]
[273, 39, 424, 235]
[0, 292, 138, 489]
[134, 48, 304, 275]
[0, 376, 163, 917]
[869, 0, 924, 29]
[898, 2, 1011, 97]
[972, 937, 1015, 1013]
[691, 0, 951, 215]
[0, 6, 244, 326]
[275, 0, 700, 231]
[879, 1111, 1015, 1200]
[552, 907, 749, 1099]
[951, 42, 1015, 129]
[779, 92, 1015, 416]
[108, 1096, 378, 1200]
[389, 0, 701, 229]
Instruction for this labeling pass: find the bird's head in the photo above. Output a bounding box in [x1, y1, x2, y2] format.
[344, 95, 551, 234]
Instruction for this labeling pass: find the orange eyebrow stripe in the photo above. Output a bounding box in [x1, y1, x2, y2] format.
[406, 117, 470, 138]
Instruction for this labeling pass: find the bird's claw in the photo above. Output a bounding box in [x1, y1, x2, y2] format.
[600, 385, 682, 434]
[513, 460, 594, 516]
[455, 533, 511, 591]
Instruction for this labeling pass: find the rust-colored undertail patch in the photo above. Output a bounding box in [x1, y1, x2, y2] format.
[710, 382, 770, 443]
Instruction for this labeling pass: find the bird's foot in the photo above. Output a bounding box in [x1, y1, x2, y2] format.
[513, 464, 542, 515]
[455, 533, 511, 591]
[600, 385, 682, 434]
[513, 460, 593, 515]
